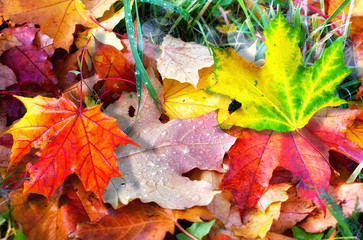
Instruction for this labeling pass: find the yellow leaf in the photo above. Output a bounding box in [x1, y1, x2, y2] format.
[0, 0, 97, 51]
[233, 202, 281, 239]
[163, 72, 231, 121]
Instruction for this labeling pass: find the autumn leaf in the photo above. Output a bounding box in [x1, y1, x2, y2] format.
[233, 202, 282, 239]
[0, 63, 17, 90]
[103, 71, 236, 209]
[0, 0, 97, 51]
[163, 74, 230, 121]
[1, 27, 60, 96]
[7, 95, 137, 201]
[92, 39, 135, 93]
[271, 187, 316, 233]
[71, 200, 215, 240]
[220, 108, 363, 211]
[10, 186, 89, 240]
[157, 35, 214, 88]
[208, 12, 352, 132]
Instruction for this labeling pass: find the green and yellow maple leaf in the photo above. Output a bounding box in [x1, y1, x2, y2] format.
[208, 12, 352, 132]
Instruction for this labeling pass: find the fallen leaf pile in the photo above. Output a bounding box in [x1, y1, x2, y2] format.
[0, 1, 362, 240]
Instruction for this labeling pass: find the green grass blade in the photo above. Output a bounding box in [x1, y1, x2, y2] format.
[347, 160, 363, 183]
[124, 0, 161, 114]
[137, 0, 190, 18]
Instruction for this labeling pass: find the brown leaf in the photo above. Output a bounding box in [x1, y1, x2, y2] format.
[54, 49, 90, 91]
[63, 74, 99, 104]
[299, 208, 337, 233]
[10, 186, 89, 240]
[271, 187, 316, 233]
[71, 200, 214, 240]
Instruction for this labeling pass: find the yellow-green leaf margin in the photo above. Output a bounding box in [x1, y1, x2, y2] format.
[208, 12, 352, 132]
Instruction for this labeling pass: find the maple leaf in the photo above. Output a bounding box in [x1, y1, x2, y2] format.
[163, 75, 230, 121]
[1, 27, 60, 96]
[71, 200, 214, 240]
[220, 108, 363, 211]
[7, 95, 137, 201]
[0, 0, 97, 51]
[157, 35, 214, 88]
[103, 71, 236, 209]
[208, 12, 352, 132]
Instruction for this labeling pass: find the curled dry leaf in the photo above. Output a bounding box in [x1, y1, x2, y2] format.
[157, 35, 214, 88]
[103, 71, 236, 209]
[299, 208, 337, 233]
[271, 187, 316, 233]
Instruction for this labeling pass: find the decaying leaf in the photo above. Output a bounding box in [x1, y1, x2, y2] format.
[103, 72, 236, 209]
[10, 187, 89, 240]
[209, 12, 351, 131]
[71, 200, 214, 240]
[157, 35, 214, 88]
[7, 95, 137, 201]
[271, 187, 316, 233]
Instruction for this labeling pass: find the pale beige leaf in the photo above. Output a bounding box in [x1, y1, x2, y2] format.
[271, 187, 316, 233]
[256, 183, 292, 212]
[103, 69, 236, 209]
[299, 208, 337, 233]
[333, 183, 363, 216]
[157, 35, 214, 88]
[0, 31, 22, 55]
[0, 63, 17, 90]
[83, 0, 116, 18]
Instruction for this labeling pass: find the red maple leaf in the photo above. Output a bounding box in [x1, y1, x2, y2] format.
[220, 108, 363, 211]
[7, 95, 138, 201]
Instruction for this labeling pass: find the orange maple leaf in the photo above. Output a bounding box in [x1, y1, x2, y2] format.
[7, 95, 137, 201]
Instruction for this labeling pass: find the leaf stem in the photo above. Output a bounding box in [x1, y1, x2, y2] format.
[79, 37, 91, 112]
[174, 220, 199, 240]
[295, 129, 339, 176]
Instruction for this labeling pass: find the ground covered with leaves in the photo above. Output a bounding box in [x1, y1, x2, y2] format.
[0, 0, 362, 239]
